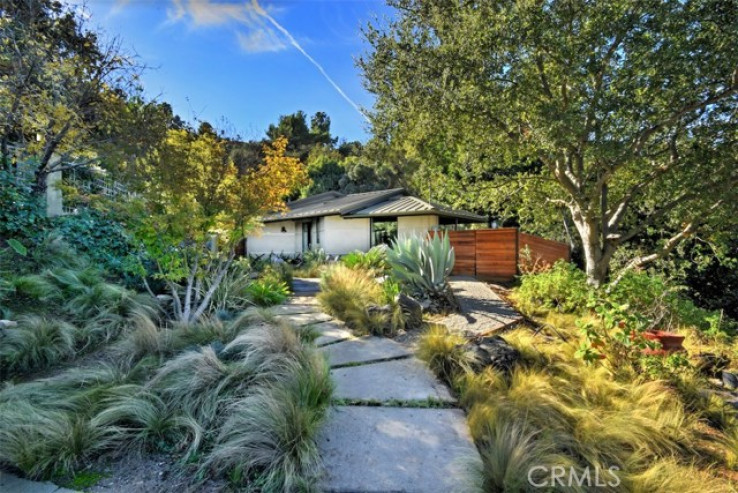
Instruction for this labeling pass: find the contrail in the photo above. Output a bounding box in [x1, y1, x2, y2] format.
[250, 0, 369, 123]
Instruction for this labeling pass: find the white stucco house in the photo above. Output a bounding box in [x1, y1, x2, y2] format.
[245, 188, 486, 256]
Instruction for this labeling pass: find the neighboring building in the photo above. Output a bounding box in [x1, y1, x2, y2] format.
[245, 188, 486, 256]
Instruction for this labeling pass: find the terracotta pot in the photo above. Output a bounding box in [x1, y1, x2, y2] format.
[642, 330, 685, 353]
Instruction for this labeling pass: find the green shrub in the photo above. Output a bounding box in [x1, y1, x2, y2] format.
[609, 271, 734, 334]
[0, 316, 79, 374]
[246, 279, 290, 307]
[515, 261, 589, 314]
[387, 234, 455, 305]
[0, 170, 48, 243]
[261, 263, 294, 291]
[318, 264, 400, 335]
[341, 246, 388, 274]
[50, 209, 142, 283]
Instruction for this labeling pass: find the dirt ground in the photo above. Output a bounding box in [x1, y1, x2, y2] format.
[85, 453, 227, 493]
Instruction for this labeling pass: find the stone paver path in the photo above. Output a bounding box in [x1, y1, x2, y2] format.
[292, 277, 321, 297]
[442, 276, 523, 336]
[277, 290, 481, 493]
[0, 471, 77, 493]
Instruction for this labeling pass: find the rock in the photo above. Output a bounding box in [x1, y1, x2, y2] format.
[723, 371, 738, 390]
[0, 320, 18, 328]
[696, 352, 730, 377]
[463, 335, 521, 373]
[397, 293, 423, 331]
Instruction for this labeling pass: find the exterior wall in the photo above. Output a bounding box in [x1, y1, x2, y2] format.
[398, 215, 438, 238]
[247, 220, 298, 255]
[320, 215, 371, 254]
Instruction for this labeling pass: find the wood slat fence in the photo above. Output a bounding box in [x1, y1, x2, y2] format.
[434, 228, 570, 281]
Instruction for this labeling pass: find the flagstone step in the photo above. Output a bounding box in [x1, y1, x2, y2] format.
[330, 357, 456, 403]
[318, 406, 479, 493]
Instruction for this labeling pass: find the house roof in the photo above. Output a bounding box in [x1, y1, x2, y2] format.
[348, 195, 487, 222]
[263, 188, 486, 223]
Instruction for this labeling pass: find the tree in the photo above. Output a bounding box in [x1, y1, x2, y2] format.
[0, 0, 138, 192]
[125, 132, 306, 322]
[266, 110, 337, 161]
[360, 0, 738, 285]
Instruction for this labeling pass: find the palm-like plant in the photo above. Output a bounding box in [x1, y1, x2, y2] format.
[387, 233, 455, 305]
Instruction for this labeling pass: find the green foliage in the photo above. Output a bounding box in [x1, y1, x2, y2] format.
[515, 261, 589, 315]
[0, 171, 48, 242]
[245, 279, 289, 307]
[204, 350, 333, 491]
[574, 301, 660, 371]
[318, 265, 400, 336]
[341, 246, 388, 275]
[260, 263, 294, 291]
[91, 385, 200, 454]
[0, 316, 78, 374]
[387, 233, 455, 305]
[50, 209, 142, 283]
[6, 239, 27, 257]
[361, 0, 738, 285]
[0, 401, 118, 479]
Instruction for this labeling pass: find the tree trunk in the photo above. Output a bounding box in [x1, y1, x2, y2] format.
[571, 208, 610, 286]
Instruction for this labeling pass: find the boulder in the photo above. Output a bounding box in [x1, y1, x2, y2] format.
[696, 352, 730, 378]
[463, 335, 521, 374]
[723, 371, 738, 390]
[397, 293, 423, 331]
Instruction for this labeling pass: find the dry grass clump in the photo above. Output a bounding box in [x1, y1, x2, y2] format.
[417, 324, 736, 493]
[416, 324, 471, 386]
[318, 264, 398, 335]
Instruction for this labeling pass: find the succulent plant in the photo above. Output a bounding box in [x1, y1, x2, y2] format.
[387, 233, 455, 304]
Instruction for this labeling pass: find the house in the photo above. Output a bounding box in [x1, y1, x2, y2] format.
[245, 188, 486, 256]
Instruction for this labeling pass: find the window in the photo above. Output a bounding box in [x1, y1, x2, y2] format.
[371, 218, 398, 247]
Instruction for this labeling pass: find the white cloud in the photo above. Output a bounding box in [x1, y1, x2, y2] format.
[236, 28, 287, 53]
[165, 0, 288, 53]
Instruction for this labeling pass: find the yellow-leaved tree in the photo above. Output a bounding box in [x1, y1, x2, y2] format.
[124, 131, 306, 322]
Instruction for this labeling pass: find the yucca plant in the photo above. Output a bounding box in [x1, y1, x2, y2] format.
[387, 233, 455, 307]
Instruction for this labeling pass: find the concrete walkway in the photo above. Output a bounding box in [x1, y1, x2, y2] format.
[0, 471, 77, 493]
[442, 276, 523, 336]
[292, 277, 321, 297]
[277, 295, 481, 493]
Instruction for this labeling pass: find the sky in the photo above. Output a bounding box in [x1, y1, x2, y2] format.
[75, 0, 394, 142]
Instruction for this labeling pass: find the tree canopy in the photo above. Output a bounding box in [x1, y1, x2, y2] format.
[360, 0, 738, 285]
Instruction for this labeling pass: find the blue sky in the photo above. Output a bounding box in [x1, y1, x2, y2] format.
[77, 1, 393, 142]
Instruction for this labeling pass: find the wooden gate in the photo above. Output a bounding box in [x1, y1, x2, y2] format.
[440, 228, 570, 281]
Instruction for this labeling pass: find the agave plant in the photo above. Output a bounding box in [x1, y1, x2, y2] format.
[387, 233, 455, 305]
